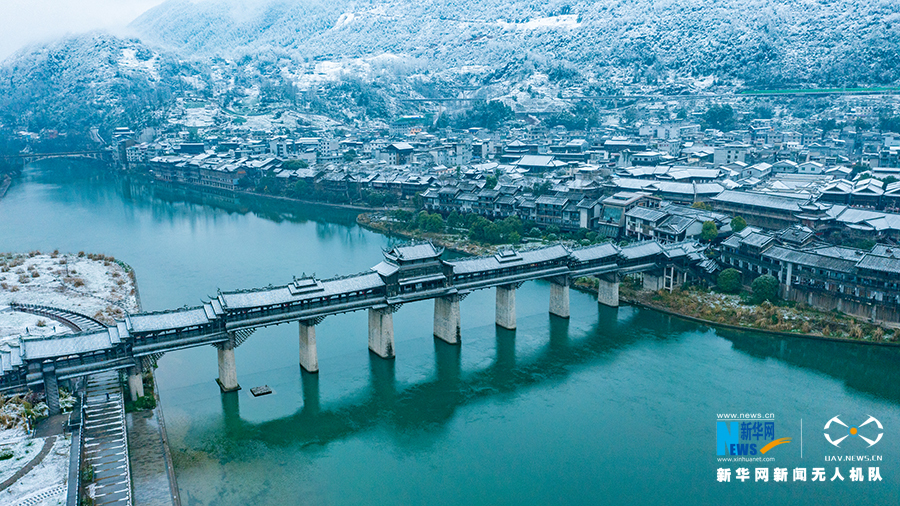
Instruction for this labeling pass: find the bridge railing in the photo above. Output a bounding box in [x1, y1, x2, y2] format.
[568, 263, 620, 278]
[450, 261, 569, 285]
[9, 302, 100, 332]
[226, 294, 388, 330]
[53, 348, 134, 381]
[453, 266, 571, 291]
[0, 369, 28, 393]
[130, 320, 225, 341]
[133, 331, 230, 356]
[224, 290, 386, 324]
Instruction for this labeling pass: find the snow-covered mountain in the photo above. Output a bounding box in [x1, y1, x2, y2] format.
[0, 33, 175, 133]
[1, 0, 898, 137]
[131, 0, 900, 87]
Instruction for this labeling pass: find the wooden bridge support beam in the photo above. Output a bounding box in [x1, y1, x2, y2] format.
[495, 285, 517, 330]
[127, 366, 144, 401]
[783, 263, 793, 297]
[434, 294, 461, 344]
[217, 335, 240, 392]
[663, 266, 678, 292]
[368, 307, 395, 359]
[42, 363, 61, 416]
[549, 279, 570, 319]
[299, 321, 319, 373]
[597, 274, 620, 308]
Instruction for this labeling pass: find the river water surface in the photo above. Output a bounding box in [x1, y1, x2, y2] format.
[2, 161, 899, 505]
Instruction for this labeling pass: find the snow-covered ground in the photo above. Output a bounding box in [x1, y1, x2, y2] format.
[0, 252, 139, 341]
[0, 435, 71, 506]
[494, 71, 570, 113]
[496, 14, 582, 32]
[169, 104, 219, 128]
[0, 435, 42, 483]
[117, 47, 160, 82]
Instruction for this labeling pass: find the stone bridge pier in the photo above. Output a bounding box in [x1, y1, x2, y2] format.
[127, 361, 145, 401]
[299, 318, 323, 373]
[434, 294, 462, 344]
[497, 278, 570, 330]
[549, 277, 570, 318]
[596, 274, 619, 308]
[495, 283, 519, 330]
[368, 305, 397, 359]
[217, 333, 240, 392]
[642, 270, 664, 291]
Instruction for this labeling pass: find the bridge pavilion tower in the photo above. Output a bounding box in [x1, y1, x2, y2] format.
[373, 242, 456, 347]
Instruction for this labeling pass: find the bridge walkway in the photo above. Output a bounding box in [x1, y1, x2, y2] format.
[83, 371, 132, 506]
[10, 302, 106, 332]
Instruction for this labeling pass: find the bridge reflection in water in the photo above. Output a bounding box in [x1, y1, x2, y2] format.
[173, 302, 900, 468]
[208, 307, 620, 451]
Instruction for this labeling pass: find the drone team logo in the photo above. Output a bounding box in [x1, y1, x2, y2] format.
[823, 415, 883, 448]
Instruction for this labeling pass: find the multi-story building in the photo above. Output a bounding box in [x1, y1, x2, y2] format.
[720, 230, 900, 323]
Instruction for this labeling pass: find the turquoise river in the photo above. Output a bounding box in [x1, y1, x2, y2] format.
[1, 161, 899, 505]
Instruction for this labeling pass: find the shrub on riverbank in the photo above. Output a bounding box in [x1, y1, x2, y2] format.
[751, 274, 779, 304]
[368, 210, 614, 248]
[717, 268, 742, 293]
[575, 277, 600, 289]
[123, 372, 157, 413]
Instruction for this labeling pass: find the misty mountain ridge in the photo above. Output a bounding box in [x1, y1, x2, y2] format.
[131, 0, 900, 87]
[1, 0, 899, 136]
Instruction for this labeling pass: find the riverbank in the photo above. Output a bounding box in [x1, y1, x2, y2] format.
[123, 275, 181, 506]
[572, 278, 899, 346]
[233, 188, 409, 213]
[138, 171, 415, 214]
[357, 212, 497, 255]
[357, 212, 565, 257]
[127, 380, 182, 506]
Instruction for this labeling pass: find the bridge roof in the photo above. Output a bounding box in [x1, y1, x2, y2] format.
[128, 308, 211, 333]
[450, 245, 569, 274]
[570, 243, 620, 263]
[384, 243, 443, 262]
[220, 272, 385, 309]
[521, 244, 569, 262]
[619, 241, 663, 260]
[321, 272, 385, 294]
[371, 261, 399, 277]
[22, 331, 111, 360]
[220, 287, 295, 309]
